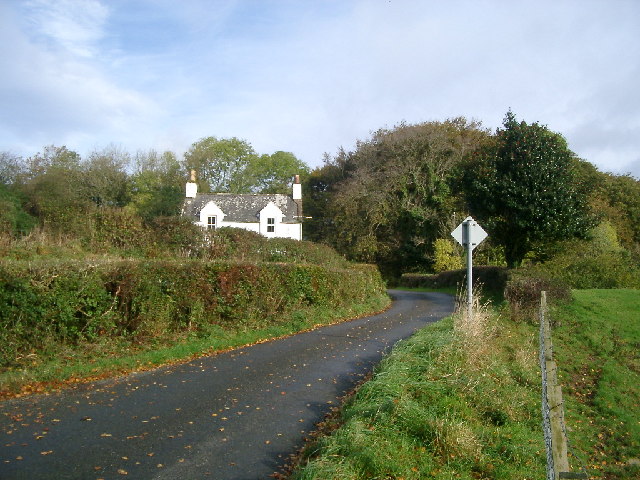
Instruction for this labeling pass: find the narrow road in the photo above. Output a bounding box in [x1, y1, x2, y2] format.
[0, 290, 454, 480]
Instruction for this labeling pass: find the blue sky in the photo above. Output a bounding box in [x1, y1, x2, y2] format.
[1, 0, 639, 177]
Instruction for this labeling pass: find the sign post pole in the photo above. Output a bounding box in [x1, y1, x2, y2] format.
[465, 221, 473, 318]
[451, 216, 488, 319]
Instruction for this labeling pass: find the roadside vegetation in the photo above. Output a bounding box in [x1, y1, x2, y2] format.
[290, 288, 639, 480]
[0, 227, 389, 398]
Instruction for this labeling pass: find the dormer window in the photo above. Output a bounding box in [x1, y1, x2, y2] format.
[267, 217, 275, 233]
[207, 216, 217, 230]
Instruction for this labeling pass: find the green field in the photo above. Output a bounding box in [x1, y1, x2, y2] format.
[291, 289, 639, 479]
[553, 289, 640, 478]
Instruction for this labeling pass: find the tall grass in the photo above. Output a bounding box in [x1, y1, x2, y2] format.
[292, 293, 545, 479]
[291, 289, 640, 479]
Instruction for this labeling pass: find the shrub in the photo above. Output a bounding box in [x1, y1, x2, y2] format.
[0, 258, 386, 368]
[400, 266, 508, 293]
[146, 216, 207, 258]
[528, 251, 640, 289]
[523, 222, 640, 289]
[504, 271, 571, 323]
[432, 238, 463, 273]
[91, 207, 147, 252]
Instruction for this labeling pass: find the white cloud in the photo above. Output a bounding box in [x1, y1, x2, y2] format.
[23, 0, 109, 58]
[1, 0, 639, 174]
[0, 0, 162, 155]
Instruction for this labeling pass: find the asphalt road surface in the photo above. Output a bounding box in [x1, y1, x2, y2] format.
[0, 290, 454, 480]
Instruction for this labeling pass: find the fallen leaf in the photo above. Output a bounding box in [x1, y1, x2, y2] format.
[40, 451, 53, 455]
[117, 468, 128, 475]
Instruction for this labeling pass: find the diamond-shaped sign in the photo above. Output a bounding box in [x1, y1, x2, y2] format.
[451, 216, 488, 251]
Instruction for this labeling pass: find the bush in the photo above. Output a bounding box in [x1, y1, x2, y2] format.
[146, 216, 207, 257]
[528, 251, 640, 289]
[400, 266, 508, 292]
[0, 258, 385, 368]
[91, 207, 147, 252]
[523, 222, 640, 289]
[504, 271, 571, 323]
[432, 238, 463, 273]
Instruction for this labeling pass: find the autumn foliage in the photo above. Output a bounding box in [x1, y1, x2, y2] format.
[0, 232, 385, 369]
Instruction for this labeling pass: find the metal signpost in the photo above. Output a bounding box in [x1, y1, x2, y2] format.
[451, 216, 488, 317]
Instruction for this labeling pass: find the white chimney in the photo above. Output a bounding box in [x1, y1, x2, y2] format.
[292, 174, 302, 200]
[186, 169, 198, 198]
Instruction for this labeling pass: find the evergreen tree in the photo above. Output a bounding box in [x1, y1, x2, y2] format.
[463, 111, 593, 267]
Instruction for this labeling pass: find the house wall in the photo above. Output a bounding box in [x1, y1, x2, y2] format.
[195, 200, 301, 241]
[278, 223, 302, 241]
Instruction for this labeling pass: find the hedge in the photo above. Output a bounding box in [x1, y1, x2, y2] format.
[0, 259, 385, 368]
[400, 266, 509, 292]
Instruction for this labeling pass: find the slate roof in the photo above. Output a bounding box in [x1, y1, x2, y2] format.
[182, 193, 301, 223]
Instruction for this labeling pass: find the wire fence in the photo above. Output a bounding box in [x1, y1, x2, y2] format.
[539, 291, 589, 480]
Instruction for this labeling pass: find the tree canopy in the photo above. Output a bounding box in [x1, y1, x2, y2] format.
[183, 137, 258, 193]
[183, 137, 308, 194]
[0, 138, 310, 239]
[305, 118, 490, 276]
[1, 118, 637, 281]
[462, 111, 594, 267]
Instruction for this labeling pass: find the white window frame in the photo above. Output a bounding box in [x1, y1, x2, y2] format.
[207, 216, 217, 230]
[267, 217, 275, 233]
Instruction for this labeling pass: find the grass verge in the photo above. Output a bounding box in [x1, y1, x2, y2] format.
[0, 293, 391, 399]
[291, 295, 546, 479]
[290, 289, 640, 479]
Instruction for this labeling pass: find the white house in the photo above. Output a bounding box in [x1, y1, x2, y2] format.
[181, 173, 303, 241]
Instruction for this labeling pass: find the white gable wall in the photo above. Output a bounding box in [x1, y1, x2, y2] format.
[259, 202, 284, 238]
[198, 202, 226, 229]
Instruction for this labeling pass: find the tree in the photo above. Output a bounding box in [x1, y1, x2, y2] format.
[249, 151, 309, 193]
[316, 118, 489, 276]
[303, 153, 352, 243]
[23, 145, 81, 181]
[21, 145, 91, 231]
[130, 149, 184, 219]
[432, 238, 464, 272]
[462, 111, 593, 268]
[81, 145, 131, 207]
[0, 151, 24, 186]
[0, 183, 36, 235]
[0, 152, 34, 235]
[183, 137, 259, 193]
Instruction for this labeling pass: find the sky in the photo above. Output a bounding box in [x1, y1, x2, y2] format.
[1, 0, 639, 178]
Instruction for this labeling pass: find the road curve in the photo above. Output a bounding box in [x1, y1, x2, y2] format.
[0, 290, 454, 480]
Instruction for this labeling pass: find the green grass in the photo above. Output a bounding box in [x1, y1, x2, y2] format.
[552, 289, 640, 478]
[0, 293, 391, 398]
[292, 298, 546, 479]
[291, 289, 640, 479]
